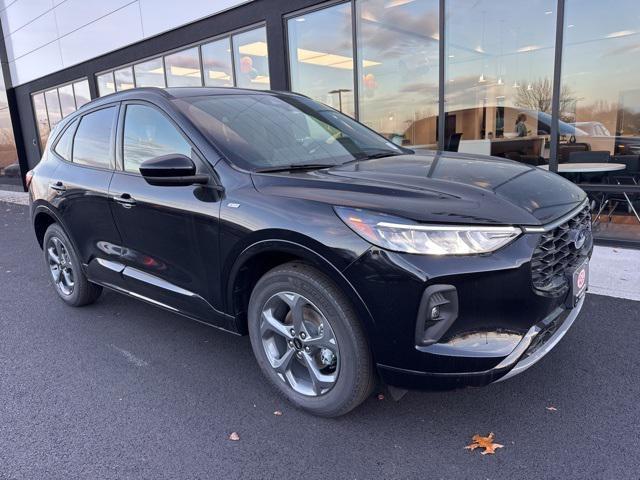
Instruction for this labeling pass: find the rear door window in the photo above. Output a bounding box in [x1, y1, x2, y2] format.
[123, 104, 192, 174]
[72, 106, 117, 168]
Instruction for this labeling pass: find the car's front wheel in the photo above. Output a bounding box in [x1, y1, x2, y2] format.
[248, 262, 374, 417]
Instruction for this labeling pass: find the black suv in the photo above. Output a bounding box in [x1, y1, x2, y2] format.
[29, 88, 592, 417]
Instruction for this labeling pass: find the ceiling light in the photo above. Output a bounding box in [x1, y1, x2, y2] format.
[208, 70, 231, 80]
[385, 0, 416, 7]
[295, 17, 305, 22]
[169, 66, 201, 77]
[567, 24, 575, 28]
[296, 48, 380, 70]
[605, 30, 636, 39]
[238, 41, 269, 57]
[545, 10, 553, 15]
[517, 45, 542, 52]
[251, 76, 270, 84]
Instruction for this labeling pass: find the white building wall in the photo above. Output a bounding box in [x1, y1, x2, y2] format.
[0, 0, 252, 86]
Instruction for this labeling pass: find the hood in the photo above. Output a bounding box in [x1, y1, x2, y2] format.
[251, 152, 586, 226]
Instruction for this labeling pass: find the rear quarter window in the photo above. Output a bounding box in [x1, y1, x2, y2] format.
[52, 119, 78, 161]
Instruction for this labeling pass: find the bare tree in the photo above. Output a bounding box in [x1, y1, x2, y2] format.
[514, 77, 579, 113]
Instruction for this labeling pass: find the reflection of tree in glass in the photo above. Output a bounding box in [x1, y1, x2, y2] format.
[515, 77, 579, 114]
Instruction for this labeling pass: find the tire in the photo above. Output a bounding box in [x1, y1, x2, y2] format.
[43, 223, 102, 307]
[248, 262, 375, 417]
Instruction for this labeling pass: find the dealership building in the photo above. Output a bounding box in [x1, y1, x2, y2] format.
[0, 0, 637, 244]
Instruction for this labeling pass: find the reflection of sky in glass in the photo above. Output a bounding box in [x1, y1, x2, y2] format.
[445, 0, 556, 112]
[44, 89, 62, 128]
[288, 4, 355, 117]
[115, 66, 135, 91]
[562, 0, 640, 140]
[97, 72, 115, 96]
[73, 80, 91, 107]
[58, 84, 76, 118]
[357, 0, 439, 146]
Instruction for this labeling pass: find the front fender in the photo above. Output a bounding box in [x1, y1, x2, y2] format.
[225, 235, 377, 345]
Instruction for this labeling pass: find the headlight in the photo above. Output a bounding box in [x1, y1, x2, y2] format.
[334, 206, 521, 255]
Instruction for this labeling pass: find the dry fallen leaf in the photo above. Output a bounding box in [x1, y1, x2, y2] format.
[377, 393, 385, 401]
[273, 410, 283, 416]
[546, 406, 557, 411]
[465, 432, 504, 455]
[229, 432, 240, 441]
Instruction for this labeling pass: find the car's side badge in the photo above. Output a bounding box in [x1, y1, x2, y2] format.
[227, 202, 241, 208]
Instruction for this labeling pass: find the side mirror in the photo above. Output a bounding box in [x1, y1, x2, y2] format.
[139, 154, 210, 187]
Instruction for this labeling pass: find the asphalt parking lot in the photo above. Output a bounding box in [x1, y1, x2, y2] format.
[1, 201, 639, 480]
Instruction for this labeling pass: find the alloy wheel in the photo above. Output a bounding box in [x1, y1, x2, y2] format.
[47, 236, 75, 296]
[260, 291, 339, 396]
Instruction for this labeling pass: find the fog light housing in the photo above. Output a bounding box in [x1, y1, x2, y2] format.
[415, 285, 458, 346]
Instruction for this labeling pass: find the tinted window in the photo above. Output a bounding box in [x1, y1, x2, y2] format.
[53, 119, 77, 161]
[123, 104, 191, 173]
[72, 107, 116, 168]
[174, 94, 402, 170]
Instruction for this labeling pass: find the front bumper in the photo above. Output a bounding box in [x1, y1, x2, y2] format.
[376, 296, 584, 389]
[342, 230, 590, 390]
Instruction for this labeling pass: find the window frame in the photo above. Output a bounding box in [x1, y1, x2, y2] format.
[115, 99, 206, 176]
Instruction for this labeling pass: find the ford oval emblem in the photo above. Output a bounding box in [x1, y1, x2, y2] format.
[569, 228, 588, 250]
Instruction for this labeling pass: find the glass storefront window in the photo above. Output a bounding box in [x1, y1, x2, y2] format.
[30, 79, 92, 154]
[97, 72, 115, 96]
[201, 38, 234, 87]
[561, 0, 640, 241]
[32, 93, 50, 150]
[356, 0, 440, 147]
[44, 89, 62, 129]
[114, 66, 135, 91]
[73, 80, 91, 108]
[58, 84, 76, 118]
[445, 0, 556, 160]
[288, 4, 355, 117]
[134, 58, 166, 88]
[232, 27, 270, 89]
[165, 47, 202, 87]
[0, 108, 19, 184]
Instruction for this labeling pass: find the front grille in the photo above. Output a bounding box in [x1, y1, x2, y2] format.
[531, 204, 591, 296]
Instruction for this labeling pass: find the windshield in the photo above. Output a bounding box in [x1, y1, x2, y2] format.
[173, 93, 404, 170]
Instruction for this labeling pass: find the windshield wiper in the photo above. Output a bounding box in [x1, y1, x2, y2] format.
[254, 163, 336, 173]
[341, 151, 403, 166]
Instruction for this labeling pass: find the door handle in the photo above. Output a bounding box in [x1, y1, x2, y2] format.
[49, 181, 66, 193]
[112, 193, 136, 208]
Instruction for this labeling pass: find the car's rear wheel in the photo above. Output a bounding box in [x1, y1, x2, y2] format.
[248, 262, 374, 417]
[43, 223, 102, 307]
